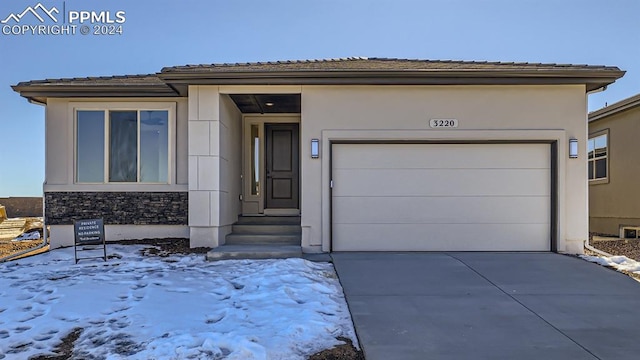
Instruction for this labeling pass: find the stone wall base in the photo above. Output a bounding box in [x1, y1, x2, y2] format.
[45, 192, 188, 225]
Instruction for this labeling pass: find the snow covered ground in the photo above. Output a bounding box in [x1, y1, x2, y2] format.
[0, 245, 357, 359]
[580, 254, 640, 280]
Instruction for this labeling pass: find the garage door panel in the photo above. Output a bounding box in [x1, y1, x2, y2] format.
[333, 143, 550, 169]
[333, 168, 550, 197]
[333, 223, 550, 251]
[333, 196, 550, 225]
[332, 143, 551, 251]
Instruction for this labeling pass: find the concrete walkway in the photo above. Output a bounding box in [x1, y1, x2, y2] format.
[332, 252, 640, 360]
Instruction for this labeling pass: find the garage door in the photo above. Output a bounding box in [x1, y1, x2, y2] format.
[332, 143, 551, 251]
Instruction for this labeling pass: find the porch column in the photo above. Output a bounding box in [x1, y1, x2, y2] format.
[188, 85, 223, 248]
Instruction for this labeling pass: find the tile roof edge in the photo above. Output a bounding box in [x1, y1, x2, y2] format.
[13, 73, 163, 87]
[160, 57, 620, 72]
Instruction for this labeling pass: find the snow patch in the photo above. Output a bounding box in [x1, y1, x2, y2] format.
[12, 231, 41, 241]
[580, 254, 640, 278]
[0, 245, 357, 359]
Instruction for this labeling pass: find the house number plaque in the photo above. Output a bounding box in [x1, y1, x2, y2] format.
[429, 119, 458, 128]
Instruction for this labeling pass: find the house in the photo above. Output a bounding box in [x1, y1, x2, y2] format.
[588, 93, 640, 238]
[11, 58, 624, 255]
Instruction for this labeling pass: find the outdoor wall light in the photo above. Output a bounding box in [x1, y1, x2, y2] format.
[311, 139, 320, 159]
[569, 138, 578, 159]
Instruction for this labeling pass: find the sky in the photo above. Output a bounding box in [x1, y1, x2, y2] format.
[0, 0, 638, 196]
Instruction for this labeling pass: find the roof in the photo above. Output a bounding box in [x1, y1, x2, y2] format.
[13, 57, 625, 103]
[161, 57, 616, 72]
[589, 93, 640, 122]
[12, 74, 176, 104]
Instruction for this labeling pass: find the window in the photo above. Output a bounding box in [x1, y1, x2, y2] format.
[77, 111, 105, 183]
[623, 227, 638, 239]
[250, 124, 260, 195]
[76, 107, 171, 183]
[588, 132, 608, 181]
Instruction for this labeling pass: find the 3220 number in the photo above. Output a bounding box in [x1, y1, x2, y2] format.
[429, 119, 458, 128]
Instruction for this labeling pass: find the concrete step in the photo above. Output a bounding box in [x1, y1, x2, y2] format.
[206, 245, 302, 261]
[225, 234, 301, 245]
[231, 224, 301, 235]
[235, 216, 301, 225]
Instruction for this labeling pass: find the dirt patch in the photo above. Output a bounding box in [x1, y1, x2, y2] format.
[308, 337, 364, 360]
[0, 238, 44, 258]
[0, 217, 46, 260]
[30, 327, 83, 360]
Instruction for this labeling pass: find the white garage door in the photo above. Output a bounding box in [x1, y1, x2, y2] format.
[332, 143, 551, 251]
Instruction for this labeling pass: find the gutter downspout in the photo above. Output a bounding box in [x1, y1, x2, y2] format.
[0, 188, 49, 263]
[583, 84, 611, 258]
[587, 85, 607, 95]
[584, 238, 613, 257]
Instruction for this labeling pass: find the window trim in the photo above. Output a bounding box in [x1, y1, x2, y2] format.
[72, 102, 176, 185]
[621, 226, 640, 239]
[588, 128, 609, 185]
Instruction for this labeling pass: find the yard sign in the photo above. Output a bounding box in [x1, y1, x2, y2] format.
[73, 218, 106, 263]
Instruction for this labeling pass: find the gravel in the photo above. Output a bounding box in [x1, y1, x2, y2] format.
[587, 235, 640, 281]
[589, 238, 640, 261]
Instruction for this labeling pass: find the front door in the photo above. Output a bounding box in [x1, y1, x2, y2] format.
[265, 124, 299, 209]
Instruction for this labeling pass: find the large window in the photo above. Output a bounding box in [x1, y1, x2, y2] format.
[76, 108, 170, 183]
[588, 132, 608, 181]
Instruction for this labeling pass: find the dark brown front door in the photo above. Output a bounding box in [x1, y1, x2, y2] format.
[265, 124, 299, 209]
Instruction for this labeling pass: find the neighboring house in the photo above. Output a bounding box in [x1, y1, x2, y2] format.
[588, 94, 640, 238]
[11, 58, 624, 255]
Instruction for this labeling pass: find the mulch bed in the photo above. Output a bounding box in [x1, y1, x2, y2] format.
[110, 238, 211, 256]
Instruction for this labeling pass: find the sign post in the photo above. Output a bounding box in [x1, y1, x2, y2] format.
[73, 218, 106, 263]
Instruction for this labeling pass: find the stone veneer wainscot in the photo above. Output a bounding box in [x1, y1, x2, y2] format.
[45, 192, 188, 225]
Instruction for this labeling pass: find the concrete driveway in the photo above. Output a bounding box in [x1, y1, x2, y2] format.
[332, 252, 640, 360]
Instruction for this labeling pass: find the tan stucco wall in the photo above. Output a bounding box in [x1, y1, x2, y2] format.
[300, 85, 588, 253]
[589, 106, 640, 235]
[219, 95, 243, 233]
